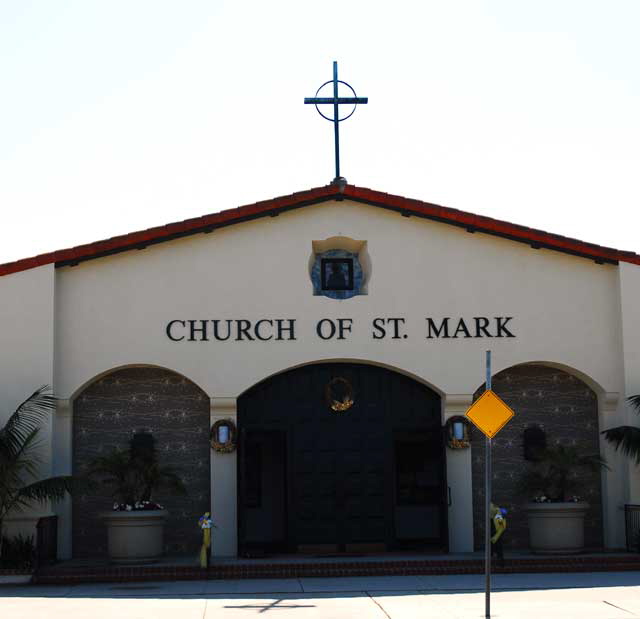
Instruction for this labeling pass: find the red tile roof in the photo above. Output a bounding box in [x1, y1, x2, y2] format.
[1, 183, 639, 277]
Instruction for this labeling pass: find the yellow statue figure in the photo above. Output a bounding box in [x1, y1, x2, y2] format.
[490, 502, 507, 566]
[198, 512, 213, 568]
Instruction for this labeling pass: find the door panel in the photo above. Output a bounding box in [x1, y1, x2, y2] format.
[239, 430, 287, 552]
[394, 433, 447, 546]
[238, 363, 445, 554]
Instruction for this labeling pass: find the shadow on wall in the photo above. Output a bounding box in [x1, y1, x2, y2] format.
[471, 364, 603, 550]
[72, 367, 211, 558]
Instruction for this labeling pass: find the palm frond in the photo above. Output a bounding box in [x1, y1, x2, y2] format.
[87, 448, 144, 504]
[521, 444, 607, 501]
[578, 452, 610, 472]
[0, 387, 85, 531]
[157, 468, 187, 496]
[86, 449, 131, 479]
[628, 395, 640, 414]
[0, 386, 55, 460]
[601, 425, 640, 465]
[16, 476, 75, 506]
[87, 437, 188, 504]
[10, 428, 44, 470]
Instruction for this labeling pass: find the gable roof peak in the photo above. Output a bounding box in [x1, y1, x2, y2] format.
[1, 183, 639, 277]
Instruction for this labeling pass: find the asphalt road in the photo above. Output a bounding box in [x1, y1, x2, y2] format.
[2, 571, 640, 618]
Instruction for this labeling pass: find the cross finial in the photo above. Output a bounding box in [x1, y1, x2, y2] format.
[304, 61, 368, 186]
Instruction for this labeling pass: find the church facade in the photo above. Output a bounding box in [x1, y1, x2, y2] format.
[1, 183, 639, 558]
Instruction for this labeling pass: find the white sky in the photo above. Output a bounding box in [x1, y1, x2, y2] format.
[1, 0, 639, 265]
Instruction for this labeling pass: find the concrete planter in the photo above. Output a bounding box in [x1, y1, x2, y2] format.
[101, 509, 168, 564]
[525, 502, 589, 554]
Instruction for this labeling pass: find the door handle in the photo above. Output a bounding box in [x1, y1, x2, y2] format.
[448, 486, 452, 507]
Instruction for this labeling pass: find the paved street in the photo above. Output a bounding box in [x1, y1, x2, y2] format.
[2, 571, 640, 618]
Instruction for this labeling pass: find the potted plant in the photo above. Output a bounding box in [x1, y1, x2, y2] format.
[523, 444, 607, 554]
[89, 432, 186, 564]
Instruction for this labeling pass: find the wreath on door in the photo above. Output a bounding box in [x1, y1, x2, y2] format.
[325, 377, 354, 412]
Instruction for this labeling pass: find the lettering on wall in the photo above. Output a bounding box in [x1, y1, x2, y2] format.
[165, 316, 516, 342]
[425, 317, 515, 339]
[166, 319, 297, 342]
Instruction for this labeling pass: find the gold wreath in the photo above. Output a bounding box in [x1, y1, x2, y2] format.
[325, 377, 354, 413]
[210, 419, 237, 453]
[448, 437, 471, 449]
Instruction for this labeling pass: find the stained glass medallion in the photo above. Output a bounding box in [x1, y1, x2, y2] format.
[311, 249, 363, 300]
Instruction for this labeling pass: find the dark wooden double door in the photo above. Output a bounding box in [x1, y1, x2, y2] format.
[238, 363, 446, 555]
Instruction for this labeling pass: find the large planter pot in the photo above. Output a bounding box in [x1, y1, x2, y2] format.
[101, 509, 168, 564]
[525, 502, 589, 554]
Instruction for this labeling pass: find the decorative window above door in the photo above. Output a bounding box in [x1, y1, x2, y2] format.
[310, 237, 369, 300]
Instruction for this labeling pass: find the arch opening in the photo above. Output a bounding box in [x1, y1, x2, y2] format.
[237, 362, 447, 555]
[471, 363, 603, 551]
[237, 357, 445, 400]
[71, 366, 211, 558]
[69, 362, 209, 402]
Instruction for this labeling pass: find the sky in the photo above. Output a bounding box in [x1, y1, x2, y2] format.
[1, 0, 639, 265]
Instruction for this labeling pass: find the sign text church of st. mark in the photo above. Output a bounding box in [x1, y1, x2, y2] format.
[165, 316, 516, 342]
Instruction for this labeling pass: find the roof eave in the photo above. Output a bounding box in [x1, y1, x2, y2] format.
[1, 183, 638, 276]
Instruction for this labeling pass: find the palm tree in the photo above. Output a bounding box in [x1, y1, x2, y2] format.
[522, 444, 608, 502]
[88, 431, 186, 507]
[602, 395, 640, 465]
[0, 386, 75, 560]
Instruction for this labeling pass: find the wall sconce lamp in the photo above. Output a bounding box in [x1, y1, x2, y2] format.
[445, 416, 471, 449]
[218, 424, 230, 444]
[210, 419, 237, 453]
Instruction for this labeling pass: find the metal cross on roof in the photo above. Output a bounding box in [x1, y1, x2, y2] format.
[304, 61, 368, 185]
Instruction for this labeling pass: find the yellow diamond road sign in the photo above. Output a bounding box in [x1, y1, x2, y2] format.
[465, 389, 515, 438]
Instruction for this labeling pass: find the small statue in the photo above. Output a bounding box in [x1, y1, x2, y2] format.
[490, 502, 507, 567]
[198, 512, 216, 568]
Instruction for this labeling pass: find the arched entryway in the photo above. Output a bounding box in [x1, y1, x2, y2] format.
[72, 366, 210, 558]
[470, 364, 603, 550]
[237, 363, 445, 555]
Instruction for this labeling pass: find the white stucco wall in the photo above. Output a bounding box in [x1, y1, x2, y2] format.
[42, 200, 629, 555]
[0, 197, 628, 557]
[618, 262, 640, 503]
[53, 200, 623, 400]
[0, 264, 55, 538]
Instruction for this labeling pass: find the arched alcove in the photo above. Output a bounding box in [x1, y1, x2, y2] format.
[237, 362, 445, 554]
[72, 366, 210, 558]
[471, 363, 603, 550]
[237, 357, 445, 400]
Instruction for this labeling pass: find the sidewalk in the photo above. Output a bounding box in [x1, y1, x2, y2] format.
[2, 571, 640, 618]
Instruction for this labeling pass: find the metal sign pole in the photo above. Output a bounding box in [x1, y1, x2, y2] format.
[466, 351, 514, 619]
[485, 350, 492, 618]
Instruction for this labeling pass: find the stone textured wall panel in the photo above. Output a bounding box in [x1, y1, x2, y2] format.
[72, 367, 210, 558]
[471, 365, 603, 551]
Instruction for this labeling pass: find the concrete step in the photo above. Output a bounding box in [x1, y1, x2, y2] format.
[33, 554, 640, 585]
